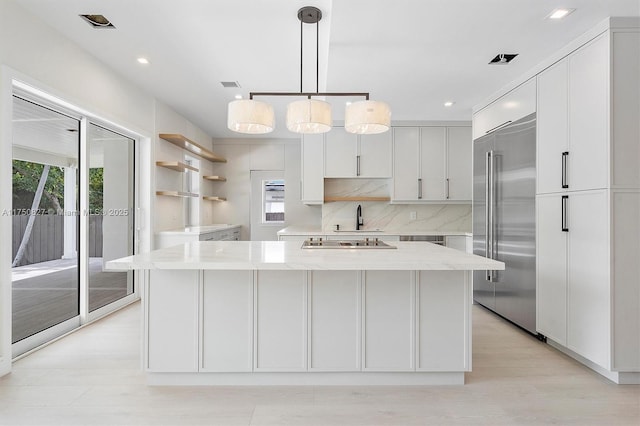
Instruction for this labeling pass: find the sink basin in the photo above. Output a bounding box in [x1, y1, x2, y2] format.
[301, 239, 396, 249]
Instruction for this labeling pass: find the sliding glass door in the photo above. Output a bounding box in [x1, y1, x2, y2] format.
[87, 124, 135, 312]
[11, 96, 80, 348]
[11, 92, 138, 356]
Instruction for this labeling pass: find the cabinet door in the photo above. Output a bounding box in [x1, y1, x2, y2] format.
[445, 235, 467, 252]
[255, 271, 307, 371]
[536, 194, 568, 344]
[202, 271, 253, 372]
[359, 131, 392, 178]
[420, 127, 446, 200]
[324, 128, 357, 177]
[568, 35, 609, 191]
[392, 127, 420, 201]
[309, 271, 360, 371]
[537, 60, 569, 195]
[567, 190, 610, 368]
[447, 127, 472, 200]
[147, 270, 199, 372]
[301, 134, 324, 204]
[417, 271, 469, 371]
[363, 271, 414, 371]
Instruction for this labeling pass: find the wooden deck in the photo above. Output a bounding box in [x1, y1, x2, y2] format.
[11, 257, 130, 343]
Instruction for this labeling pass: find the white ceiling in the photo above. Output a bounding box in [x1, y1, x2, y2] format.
[11, 0, 640, 139]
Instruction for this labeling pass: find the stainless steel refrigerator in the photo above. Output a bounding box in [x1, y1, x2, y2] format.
[473, 113, 536, 334]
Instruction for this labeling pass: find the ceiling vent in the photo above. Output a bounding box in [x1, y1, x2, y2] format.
[79, 15, 115, 29]
[489, 54, 518, 65]
[221, 81, 241, 88]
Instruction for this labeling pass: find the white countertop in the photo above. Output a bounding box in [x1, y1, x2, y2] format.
[157, 224, 240, 235]
[277, 226, 472, 237]
[106, 241, 502, 271]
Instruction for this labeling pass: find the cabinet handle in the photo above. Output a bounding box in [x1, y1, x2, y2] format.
[561, 151, 569, 189]
[562, 195, 569, 232]
[418, 178, 423, 199]
[356, 155, 361, 176]
[485, 120, 512, 134]
[446, 178, 450, 200]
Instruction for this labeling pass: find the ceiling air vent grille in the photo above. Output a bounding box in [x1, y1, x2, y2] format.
[489, 54, 518, 65]
[80, 14, 115, 28]
[220, 81, 241, 88]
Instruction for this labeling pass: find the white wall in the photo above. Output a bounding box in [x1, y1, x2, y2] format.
[0, 2, 213, 376]
[211, 139, 322, 241]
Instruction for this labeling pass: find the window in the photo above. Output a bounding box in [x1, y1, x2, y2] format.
[263, 179, 284, 223]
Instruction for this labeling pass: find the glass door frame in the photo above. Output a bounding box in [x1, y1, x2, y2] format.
[9, 81, 141, 357]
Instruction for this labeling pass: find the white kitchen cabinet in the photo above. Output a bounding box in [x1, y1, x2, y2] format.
[309, 271, 360, 371]
[472, 78, 536, 140]
[147, 270, 199, 372]
[324, 127, 391, 178]
[301, 134, 324, 204]
[363, 271, 414, 371]
[417, 271, 469, 371]
[567, 35, 609, 192]
[392, 127, 420, 201]
[536, 194, 568, 345]
[324, 128, 357, 177]
[201, 271, 253, 372]
[537, 35, 609, 195]
[254, 270, 307, 371]
[447, 127, 473, 200]
[420, 127, 446, 200]
[445, 235, 468, 252]
[392, 126, 471, 202]
[537, 59, 568, 195]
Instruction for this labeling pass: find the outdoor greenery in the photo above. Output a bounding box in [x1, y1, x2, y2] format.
[12, 160, 104, 213]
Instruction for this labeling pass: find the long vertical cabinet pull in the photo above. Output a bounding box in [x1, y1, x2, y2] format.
[562, 195, 569, 232]
[446, 178, 450, 199]
[561, 151, 569, 189]
[356, 155, 361, 177]
[485, 151, 494, 281]
[418, 178, 423, 199]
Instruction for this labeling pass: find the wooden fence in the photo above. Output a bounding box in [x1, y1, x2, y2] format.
[12, 215, 103, 267]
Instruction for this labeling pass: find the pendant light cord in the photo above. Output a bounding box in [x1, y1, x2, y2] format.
[316, 18, 319, 94]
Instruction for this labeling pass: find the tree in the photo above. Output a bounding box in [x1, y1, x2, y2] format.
[12, 160, 64, 213]
[12, 165, 49, 267]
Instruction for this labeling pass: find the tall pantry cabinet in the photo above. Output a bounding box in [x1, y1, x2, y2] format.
[536, 25, 640, 383]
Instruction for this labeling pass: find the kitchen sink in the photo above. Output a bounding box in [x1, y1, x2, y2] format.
[332, 229, 384, 233]
[301, 238, 396, 249]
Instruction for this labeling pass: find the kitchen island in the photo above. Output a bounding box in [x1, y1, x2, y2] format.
[107, 240, 503, 385]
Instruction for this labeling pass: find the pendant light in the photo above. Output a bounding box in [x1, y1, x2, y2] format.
[227, 6, 390, 135]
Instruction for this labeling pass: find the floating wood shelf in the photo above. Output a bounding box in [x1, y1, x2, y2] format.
[203, 175, 227, 182]
[156, 161, 199, 172]
[156, 191, 199, 198]
[202, 196, 227, 202]
[159, 133, 226, 163]
[324, 196, 391, 202]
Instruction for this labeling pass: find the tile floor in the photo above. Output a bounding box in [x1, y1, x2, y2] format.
[0, 302, 638, 425]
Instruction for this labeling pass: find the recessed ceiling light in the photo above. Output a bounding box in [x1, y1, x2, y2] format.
[444, 101, 455, 107]
[548, 8, 575, 20]
[137, 57, 149, 65]
[489, 54, 518, 65]
[221, 81, 241, 88]
[234, 94, 243, 100]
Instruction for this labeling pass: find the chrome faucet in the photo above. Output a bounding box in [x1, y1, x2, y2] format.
[356, 204, 363, 230]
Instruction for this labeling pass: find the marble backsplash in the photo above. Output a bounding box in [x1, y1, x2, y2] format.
[322, 178, 471, 232]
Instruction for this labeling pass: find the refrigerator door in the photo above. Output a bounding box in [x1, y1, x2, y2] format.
[472, 133, 495, 310]
[492, 113, 537, 333]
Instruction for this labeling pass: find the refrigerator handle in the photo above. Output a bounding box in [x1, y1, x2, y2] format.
[562, 152, 569, 189]
[562, 195, 569, 232]
[485, 151, 494, 281]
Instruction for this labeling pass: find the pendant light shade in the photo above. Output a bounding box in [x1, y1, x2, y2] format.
[227, 99, 275, 134]
[286, 99, 332, 134]
[344, 100, 391, 134]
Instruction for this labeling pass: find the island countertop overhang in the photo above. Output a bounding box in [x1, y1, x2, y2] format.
[106, 241, 504, 271]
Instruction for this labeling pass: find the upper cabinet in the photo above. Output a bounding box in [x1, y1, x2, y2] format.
[324, 127, 392, 178]
[392, 126, 472, 202]
[301, 134, 324, 205]
[472, 79, 537, 140]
